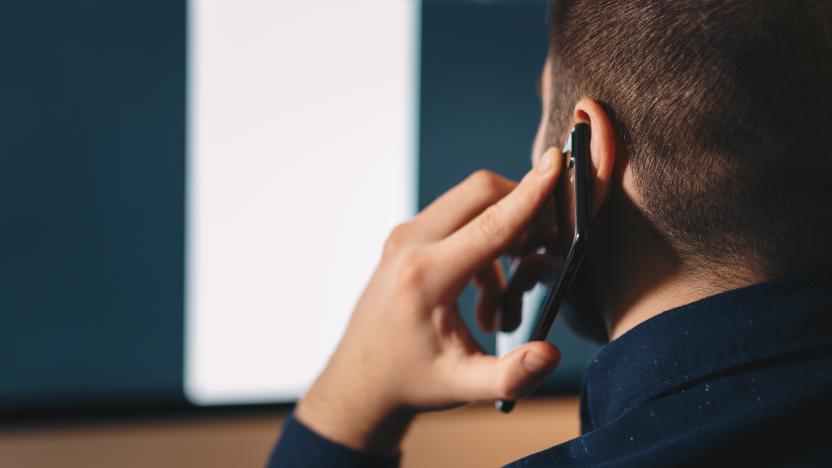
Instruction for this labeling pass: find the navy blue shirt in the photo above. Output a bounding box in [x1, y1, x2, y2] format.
[269, 273, 832, 467]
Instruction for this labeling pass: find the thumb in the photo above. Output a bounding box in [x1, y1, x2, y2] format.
[452, 341, 561, 402]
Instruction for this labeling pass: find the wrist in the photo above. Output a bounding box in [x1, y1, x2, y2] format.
[295, 366, 415, 455]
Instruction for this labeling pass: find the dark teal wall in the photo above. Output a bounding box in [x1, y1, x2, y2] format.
[0, 1, 186, 412]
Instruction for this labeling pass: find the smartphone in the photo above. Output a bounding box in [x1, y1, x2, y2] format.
[495, 123, 592, 413]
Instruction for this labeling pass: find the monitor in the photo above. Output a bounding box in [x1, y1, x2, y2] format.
[185, 0, 419, 405]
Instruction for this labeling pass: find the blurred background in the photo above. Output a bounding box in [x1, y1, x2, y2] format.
[0, 0, 597, 466]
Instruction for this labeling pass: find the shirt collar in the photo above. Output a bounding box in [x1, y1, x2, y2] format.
[581, 271, 832, 430]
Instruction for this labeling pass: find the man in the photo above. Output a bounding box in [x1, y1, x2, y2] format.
[270, 1, 832, 466]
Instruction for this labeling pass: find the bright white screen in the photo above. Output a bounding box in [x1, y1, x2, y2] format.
[186, 1, 418, 405]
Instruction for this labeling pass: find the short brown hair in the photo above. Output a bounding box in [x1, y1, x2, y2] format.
[547, 0, 832, 277]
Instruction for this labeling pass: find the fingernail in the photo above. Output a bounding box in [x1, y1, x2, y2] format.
[523, 350, 555, 374]
[535, 149, 553, 174]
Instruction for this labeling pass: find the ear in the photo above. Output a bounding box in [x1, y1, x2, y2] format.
[571, 98, 616, 218]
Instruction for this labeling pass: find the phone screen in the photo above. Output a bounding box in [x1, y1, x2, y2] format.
[496, 124, 590, 360]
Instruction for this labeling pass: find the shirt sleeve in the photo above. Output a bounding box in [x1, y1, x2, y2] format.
[267, 413, 401, 468]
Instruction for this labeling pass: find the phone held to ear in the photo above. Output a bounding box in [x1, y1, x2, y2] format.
[495, 123, 592, 413]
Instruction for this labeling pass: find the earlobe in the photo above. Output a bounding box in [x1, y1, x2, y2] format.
[572, 99, 616, 218]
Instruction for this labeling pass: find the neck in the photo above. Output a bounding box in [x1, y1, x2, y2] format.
[606, 263, 766, 341]
[599, 172, 770, 342]
[601, 171, 769, 341]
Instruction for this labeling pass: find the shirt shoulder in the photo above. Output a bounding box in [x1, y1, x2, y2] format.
[507, 351, 832, 467]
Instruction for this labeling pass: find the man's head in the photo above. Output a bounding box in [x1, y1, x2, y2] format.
[532, 0, 832, 341]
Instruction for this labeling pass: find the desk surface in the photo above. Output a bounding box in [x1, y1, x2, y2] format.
[0, 397, 580, 468]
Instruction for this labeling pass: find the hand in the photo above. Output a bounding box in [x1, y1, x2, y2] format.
[295, 148, 564, 454]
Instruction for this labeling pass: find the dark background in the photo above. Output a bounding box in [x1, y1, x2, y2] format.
[0, 1, 187, 414]
[0, 0, 598, 417]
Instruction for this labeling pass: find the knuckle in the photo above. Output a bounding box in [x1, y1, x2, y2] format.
[477, 204, 508, 241]
[383, 223, 410, 259]
[394, 251, 429, 292]
[468, 170, 503, 198]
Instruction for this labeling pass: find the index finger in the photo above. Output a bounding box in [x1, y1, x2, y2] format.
[412, 170, 516, 241]
[427, 147, 562, 295]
